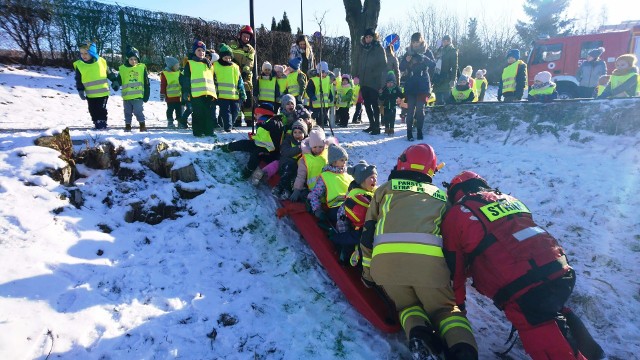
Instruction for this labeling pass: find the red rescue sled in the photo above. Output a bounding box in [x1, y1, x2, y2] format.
[276, 198, 401, 333]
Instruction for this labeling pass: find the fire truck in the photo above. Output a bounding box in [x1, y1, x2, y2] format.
[527, 21, 640, 98]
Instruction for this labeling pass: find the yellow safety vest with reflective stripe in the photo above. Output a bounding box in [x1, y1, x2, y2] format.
[337, 84, 352, 108]
[258, 77, 277, 102]
[119, 63, 146, 100]
[213, 62, 240, 100]
[311, 76, 332, 109]
[252, 121, 276, 152]
[188, 60, 216, 98]
[501, 60, 526, 94]
[596, 85, 606, 97]
[451, 88, 474, 102]
[302, 151, 328, 189]
[473, 77, 487, 102]
[528, 84, 556, 97]
[162, 70, 181, 98]
[286, 72, 300, 96]
[344, 188, 374, 227]
[73, 57, 110, 98]
[320, 171, 354, 208]
[609, 72, 638, 96]
[277, 77, 288, 98]
[352, 84, 360, 104]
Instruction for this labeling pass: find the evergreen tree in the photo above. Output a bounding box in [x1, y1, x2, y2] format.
[458, 18, 487, 76]
[276, 12, 292, 33]
[516, 0, 574, 45]
[271, 17, 277, 31]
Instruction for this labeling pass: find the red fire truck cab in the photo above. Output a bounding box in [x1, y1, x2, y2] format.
[527, 22, 640, 98]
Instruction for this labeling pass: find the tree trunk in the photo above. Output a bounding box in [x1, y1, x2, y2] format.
[342, 0, 381, 75]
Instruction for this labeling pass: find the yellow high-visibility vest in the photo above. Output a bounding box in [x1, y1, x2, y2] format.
[320, 171, 354, 208]
[473, 77, 487, 102]
[188, 60, 216, 98]
[258, 77, 277, 102]
[337, 84, 352, 108]
[213, 62, 240, 100]
[451, 88, 474, 102]
[73, 57, 110, 98]
[286, 72, 300, 96]
[501, 60, 526, 94]
[528, 84, 556, 97]
[609, 72, 639, 97]
[119, 63, 146, 100]
[302, 151, 328, 189]
[352, 84, 361, 104]
[277, 77, 288, 97]
[162, 70, 181, 98]
[311, 76, 332, 109]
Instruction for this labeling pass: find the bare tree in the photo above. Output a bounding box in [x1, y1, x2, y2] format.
[343, 0, 381, 74]
[0, 0, 53, 64]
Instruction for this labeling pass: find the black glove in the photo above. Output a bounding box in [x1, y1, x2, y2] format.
[182, 93, 189, 103]
[289, 189, 303, 202]
[78, 90, 86, 100]
[361, 276, 376, 288]
[314, 209, 327, 222]
[111, 81, 120, 92]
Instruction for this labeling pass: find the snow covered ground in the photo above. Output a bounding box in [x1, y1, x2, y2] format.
[0, 64, 639, 359]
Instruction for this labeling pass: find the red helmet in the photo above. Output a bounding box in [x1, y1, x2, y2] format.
[444, 171, 490, 203]
[239, 25, 254, 36]
[396, 143, 442, 176]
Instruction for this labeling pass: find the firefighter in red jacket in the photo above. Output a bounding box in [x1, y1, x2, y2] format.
[360, 144, 478, 360]
[441, 171, 604, 360]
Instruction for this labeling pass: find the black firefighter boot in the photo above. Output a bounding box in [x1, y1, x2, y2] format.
[564, 310, 605, 359]
[139, 122, 147, 132]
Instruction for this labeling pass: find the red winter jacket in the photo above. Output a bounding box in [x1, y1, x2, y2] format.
[441, 191, 569, 308]
[160, 72, 181, 103]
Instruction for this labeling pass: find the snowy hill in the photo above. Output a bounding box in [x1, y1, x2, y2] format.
[0, 64, 639, 359]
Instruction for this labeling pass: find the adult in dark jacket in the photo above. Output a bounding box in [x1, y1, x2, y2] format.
[399, 32, 435, 141]
[354, 28, 388, 135]
[576, 47, 607, 98]
[433, 35, 458, 105]
[497, 49, 527, 102]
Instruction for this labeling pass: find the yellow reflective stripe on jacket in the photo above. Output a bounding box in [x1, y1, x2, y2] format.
[162, 70, 181, 98]
[74, 57, 110, 98]
[119, 63, 146, 100]
[373, 232, 443, 247]
[303, 151, 328, 189]
[259, 77, 277, 102]
[501, 60, 525, 94]
[189, 60, 216, 98]
[451, 88, 473, 102]
[344, 188, 374, 224]
[439, 315, 473, 336]
[479, 199, 530, 222]
[372, 242, 444, 258]
[311, 76, 332, 108]
[320, 171, 353, 208]
[214, 62, 240, 100]
[528, 84, 556, 96]
[362, 256, 371, 268]
[400, 305, 430, 330]
[286, 72, 300, 96]
[374, 194, 393, 236]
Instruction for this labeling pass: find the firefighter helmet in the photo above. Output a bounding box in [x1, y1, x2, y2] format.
[444, 170, 490, 203]
[396, 143, 442, 177]
[239, 25, 254, 36]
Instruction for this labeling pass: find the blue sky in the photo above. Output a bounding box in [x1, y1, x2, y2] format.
[105, 0, 638, 37]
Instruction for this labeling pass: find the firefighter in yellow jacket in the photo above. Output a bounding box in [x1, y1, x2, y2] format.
[360, 143, 478, 360]
[229, 25, 256, 127]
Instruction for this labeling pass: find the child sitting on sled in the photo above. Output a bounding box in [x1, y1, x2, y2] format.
[307, 144, 353, 224]
[289, 126, 330, 202]
[272, 120, 309, 199]
[330, 160, 378, 264]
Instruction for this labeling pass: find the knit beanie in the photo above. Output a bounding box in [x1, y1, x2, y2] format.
[164, 56, 179, 70]
[308, 126, 326, 148]
[457, 74, 469, 84]
[291, 120, 308, 136]
[348, 160, 377, 185]
[281, 94, 296, 107]
[274, 64, 285, 74]
[262, 61, 272, 71]
[295, 104, 311, 120]
[616, 54, 637, 68]
[363, 28, 376, 37]
[476, 69, 487, 78]
[588, 47, 605, 58]
[386, 71, 396, 84]
[317, 61, 329, 73]
[125, 45, 140, 60]
[341, 74, 351, 82]
[192, 39, 206, 54]
[327, 144, 348, 164]
[507, 49, 520, 60]
[218, 43, 232, 58]
[288, 57, 302, 70]
[442, 34, 452, 41]
[534, 71, 552, 83]
[82, 42, 98, 60]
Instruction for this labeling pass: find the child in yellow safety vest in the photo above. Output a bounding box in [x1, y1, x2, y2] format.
[290, 126, 330, 202]
[113, 45, 150, 132]
[274, 65, 288, 113]
[160, 56, 183, 128]
[447, 74, 476, 104]
[595, 75, 610, 98]
[214, 43, 246, 132]
[181, 39, 218, 137]
[307, 144, 353, 224]
[73, 41, 118, 130]
[284, 57, 308, 106]
[255, 62, 280, 113]
[351, 76, 363, 124]
[473, 69, 488, 102]
[331, 160, 378, 264]
[306, 62, 334, 127]
[336, 74, 354, 128]
[272, 120, 309, 200]
[598, 54, 639, 99]
[528, 71, 558, 102]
